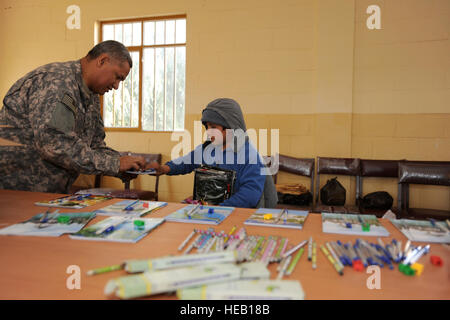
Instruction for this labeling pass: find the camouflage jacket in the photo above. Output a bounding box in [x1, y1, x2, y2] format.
[0, 60, 120, 193]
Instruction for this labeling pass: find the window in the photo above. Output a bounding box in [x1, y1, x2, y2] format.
[100, 15, 186, 131]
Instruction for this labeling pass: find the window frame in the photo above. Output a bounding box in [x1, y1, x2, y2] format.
[99, 14, 187, 132]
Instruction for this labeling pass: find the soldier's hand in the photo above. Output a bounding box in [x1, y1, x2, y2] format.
[145, 161, 170, 175]
[119, 155, 146, 172]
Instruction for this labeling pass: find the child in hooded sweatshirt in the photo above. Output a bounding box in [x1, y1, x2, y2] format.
[146, 98, 270, 208]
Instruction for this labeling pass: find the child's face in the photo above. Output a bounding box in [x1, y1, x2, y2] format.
[206, 122, 227, 146]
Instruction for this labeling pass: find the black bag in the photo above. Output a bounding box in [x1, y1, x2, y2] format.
[360, 191, 393, 210]
[320, 177, 346, 205]
[193, 165, 236, 205]
[277, 191, 313, 206]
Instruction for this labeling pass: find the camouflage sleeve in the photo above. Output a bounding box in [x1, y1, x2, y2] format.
[29, 76, 120, 176]
[90, 110, 123, 176]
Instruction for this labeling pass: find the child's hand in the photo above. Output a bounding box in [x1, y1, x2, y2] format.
[145, 162, 170, 175]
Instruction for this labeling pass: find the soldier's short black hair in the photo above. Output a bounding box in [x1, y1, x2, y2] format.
[87, 40, 133, 68]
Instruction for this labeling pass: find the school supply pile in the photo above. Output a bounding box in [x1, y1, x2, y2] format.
[177, 226, 311, 280]
[89, 226, 306, 299]
[0, 210, 96, 237]
[318, 238, 432, 277]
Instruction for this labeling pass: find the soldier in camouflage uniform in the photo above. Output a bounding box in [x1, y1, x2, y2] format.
[0, 40, 146, 193]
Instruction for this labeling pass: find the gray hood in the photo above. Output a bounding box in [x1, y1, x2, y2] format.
[202, 98, 247, 131]
[201, 98, 247, 153]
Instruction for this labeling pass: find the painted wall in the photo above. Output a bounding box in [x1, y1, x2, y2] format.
[1, 0, 448, 209]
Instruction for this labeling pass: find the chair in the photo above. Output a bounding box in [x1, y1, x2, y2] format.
[313, 157, 360, 214]
[357, 159, 402, 218]
[271, 154, 315, 212]
[398, 162, 450, 221]
[76, 152, 162, 200]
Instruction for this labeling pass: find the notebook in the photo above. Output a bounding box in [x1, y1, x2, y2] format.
[244, 208, 309, 230]
[164, 204, 234, 225]
[69, 216, 165, 243]
[35, 194, 111, 209]
[0, 211, 96, 237]
[321, 213, 390, 237]
[389, 219, 450, 243]
[94, 200, 168, 217]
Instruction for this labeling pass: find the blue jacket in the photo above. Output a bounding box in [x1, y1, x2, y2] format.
[166, 140, 265, 208]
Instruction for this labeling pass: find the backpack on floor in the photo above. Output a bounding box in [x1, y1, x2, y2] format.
[320, 177, 346, 206]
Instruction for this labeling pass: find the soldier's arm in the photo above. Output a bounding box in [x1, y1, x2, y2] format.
[29, 78, 122, 175]
[90, 108, 121, 158]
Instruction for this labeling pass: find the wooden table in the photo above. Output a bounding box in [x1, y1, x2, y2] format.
[0, 189, 449, 300]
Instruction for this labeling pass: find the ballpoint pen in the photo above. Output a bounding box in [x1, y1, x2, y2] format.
[320, 245, 343, 275]
[277, 255, 292, 279]
[312, 242, 317, 269]
[326, 242, 344, 269]
[428, 218, 448, 233]
[123, 199, 140, 211]
[282, 240, 307, 259]
[185, 203, 201, 219]
[276, 208, 287, 223]
[286, 247, 304, 275]
[308, 237, 313, 261]
[95, 217, 129, 235]
[178, 229, 197, 251]
[38, 208, 52, 228]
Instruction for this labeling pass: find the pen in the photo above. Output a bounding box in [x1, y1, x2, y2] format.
[403, 240, 411, 260]
[276, 208, 286, 223]
[75, 193, 92, 200]
[185, 203, 201, 219]
[273, 238, 287, 262]
[326, 242, 344, 269]
[312, 241, 317, 269]
[282, 240, 307, 259]
[320, 245, 343, 275]
[409, 244, 430, 265]
[95, 217, 129, 235]
[183, 233, 202, 254]
[224, 225, 236, 245]
[178, 229, 197, 251]
[87, 263, 124, 276]
[428, 218, 448, 233]
[277, 255, 292, 279]
[38, 209, 59, 228]
[124, 199, 140, 211]
[286, 247, 304, 275]
[308, 237, 313, 261]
